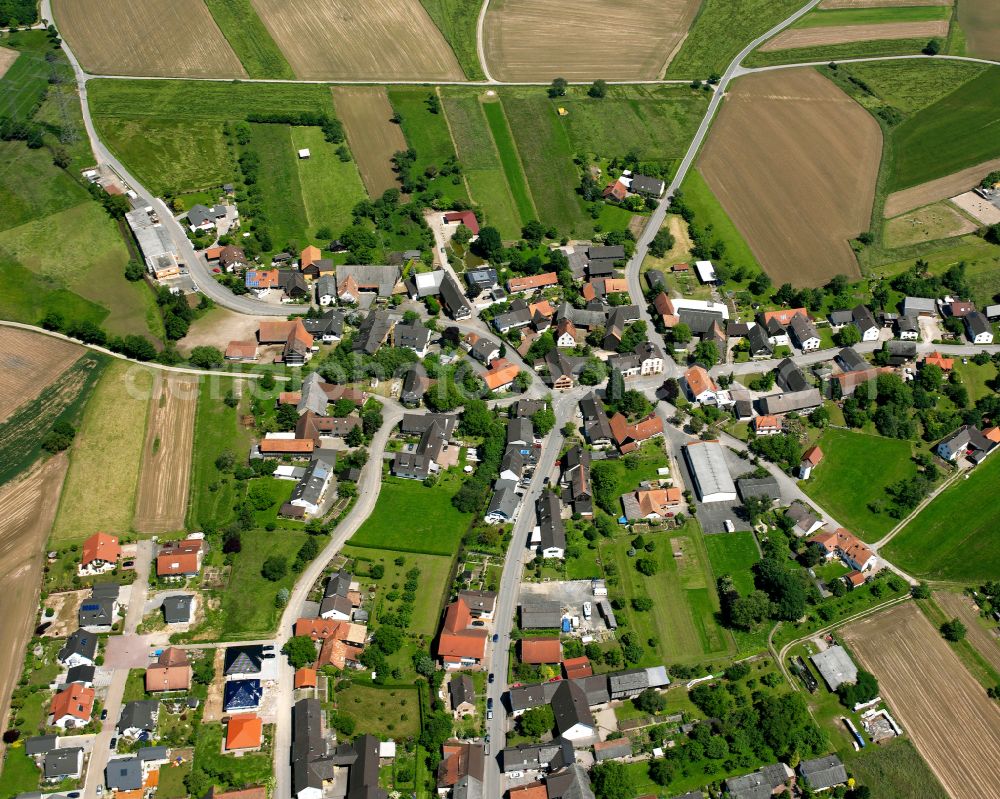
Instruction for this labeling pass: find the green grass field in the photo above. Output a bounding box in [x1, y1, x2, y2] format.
[745, 37, 930, 68]
[704, 532, 760, 596]
[416, 0, 484, 80]
[349, 477, 472, 556]
[0, 258, 107, 329]
[0, 747, 40, 798]
[332, 683, 421, 738]
[500, 94, 589, 235]
[795, 6, 951, 27]
[248, 123, 309, 248]
[51, 361, 152, 542]
[192, 723, 272, 791]
[556, 84, 709, 171]
[681, 168, 763, 273]
[480, 100, 536, 227]
[606, 522, 734, 665]
[440, 91, 523, 238]
[883, 453, 1000, 582]
[0, 141, 88, 231]
[890, 66, 1000, 191]
[187, 378, 256, 529]
[836, 60, 987, 116]
[0, 40, 51, 121]
[291, 126, 367, 237]
[951, 359, 997, 403]
[203, 0, 295, 79]
[802, 428, 914, 542]
[666, 0, 803, 77]
[845, 737, 949, 799]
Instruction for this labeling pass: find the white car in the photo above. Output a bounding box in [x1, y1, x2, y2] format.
[723, 519, 735, 532]
[509, 771, 523, 779]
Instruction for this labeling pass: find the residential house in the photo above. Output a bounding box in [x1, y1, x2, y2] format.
[520, 637, 562, 665]
[508, 273, 558, 294]
[437, 741, 485, 797]
[302, 309, 345, 343]
[50, 683, 95, 729]
[835, 346, 867, 373]
[609, 412, 663, 454]
[315, 276, 337, 306]
[761, 308, 807, 328]
[465, 267, 498, 297]
[682, 365, 719, 404]
[630, 174, 665, 198]
[895, 314, 919, 340]
[923, 351, 954, 371]
[400, 412, 458, 438]
[336, 264, 401, 301]
[809, 528, 876, 572]
[449, 675, 475, 718]
[764, 317, 789, 347]
[226, 714, 263, 752]
[439, 273, 473, 320]
[294, 668, 317, 689]
[156, 538, 205, 578]
[484, 358, 520, 393]
[246, 269, 280, 293]
[798, 755, 848, 792]
[937, 424, 996, 463]
[785, 502, 824, 536]
[965, 311, 994, 344]
[58, 629, 97, 668]
[393, 417, 453, 481]
[852, 305, 880, 341]
[751, 415, 781, 436]
[117, 700, 158, 738]
[319, 571, 355, 621]
[400, 366, 430, 408]
[218, 245, 247, 273]
[902, 296, 937, 317]
[80, 531, 120, 574]
[465, 333, 501, 366]
[353, 310, 394, 355]
[560, 445, 593, 517]
[495, 304, 533, 334]
[580, 393, 613, 448]
[225, 645, 265, 681]
[392, 322, 432, 358]
[187, 203, 226, 232]
[799, 445, 823, 479]
[293, 619, 367, 669]
[536, 491, 566, 559]
[653, 293, 680, 329]
[545, 350, 585, 390]
[78, 583, 119, 633]
[106, 758, 144, 793]
[224, 680, 263, 713]
[885, 340, 917, 366]
[789, 314, 820, 351]
[43, 747, 83, 782]
[725, 763, 795, 799]
[602, 180, 627, 203]
[499, 739, 574, 773]
[776, 358, 809, 392]
[756, 389, 822, 416]
[162, 595, 194, 625]
[551, 680, 595, 742]
[556, 318, 578, 348]
[621, 486, 682, 521]
[747, 324, 773, 358]
[948, 299, 976, 318]
[485, 479, 520, 523]
[436, 598, 489, 669]
[145, 647, 192, 693]
[609, 342, 665, 377]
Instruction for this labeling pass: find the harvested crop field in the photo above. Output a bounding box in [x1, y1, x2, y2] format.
[0, 46, 17, 79]
[699, 69, 879, 286]
[0, 455, 69, 762]
[959, 0, 1000, 60]
[483, 0, 701, 81]
[133, 374, 198, 533]
[51, 360, 152, 543]
[332, 87, 406, 197]
[884, 201, 977, 247]
[51, 0, 247, 78]
[760, 20, 948, 50]
[844, 602, 1000, 799]
[0, 328, 82, 423]
[884, 156, 1000, 216]
[821, 0, 950, 6]
[251, 0, 462, 80]
[935, 591, 1000, 674]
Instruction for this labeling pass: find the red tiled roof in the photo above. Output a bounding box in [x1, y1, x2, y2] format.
[225, 340, 258, 359]
[82, 531, 120, 566]
[156, 539, 203, 577]
[508, 273, 558, 293]
[226, 714, 263, 750]
[443, 210, 480, 235]
[762, 307, 807, 326]
[300, 245, 321, 268]
[258, 320, 295, 343]
[562, 656, 592, 679]
[484, 361, 519, 391]
[802, 446, 823, 466]
[684, 365, 717, 397]
[294, 668, 317, 689]
[520, 637, 562, 664]
[51, 683, 95, 723]
[752, 415, 780, 432]
[924, 351, 954, 370]
[509, 784, 548, 799]
[260, 438, 315, 454]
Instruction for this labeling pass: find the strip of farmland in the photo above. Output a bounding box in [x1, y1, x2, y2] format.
[760, 20, 948, 50]
[332, 87, 407, 198]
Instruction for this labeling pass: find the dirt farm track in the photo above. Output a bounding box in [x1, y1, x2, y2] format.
[132, 374, 198, 533]
[0, 328, 82, 423]
[699, 69, 879, 287]
[844, 603, 1000, 799]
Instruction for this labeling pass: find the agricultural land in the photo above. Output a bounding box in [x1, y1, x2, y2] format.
[844, 603, 1000, 799]
[0, 328, 81, 422]
[957, 0, 1000, 60]
[203, 0, 296, 79]
[699, 68, 880, 286]
[331, 86, 408, 198]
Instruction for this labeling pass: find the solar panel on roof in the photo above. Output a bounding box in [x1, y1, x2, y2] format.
[82, 604, 100, 611]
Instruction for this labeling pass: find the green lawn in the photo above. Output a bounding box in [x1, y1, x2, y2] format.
[349, 477, 472, 556]
[0, 36, 52, 121]
[883, 453, 1000, 582]
[342, 545, 453, 636]
[440, 91, 523, 238]
[291, 126, 366, 238]
[203, 0, 295, 79]
[332, 682, 421, 738]
[950, 359, 997, 403]
[665, 0, 804, 77]
[889, 66, 1000, 191]
[846, 737, 949, 799]
[480, 99, 536, 227]
[680, 168, 763, 273]
[876, 235, 1000, 309]
[500, 94, 589, 235]
[0, 257, 108, 330]
[794, 6, 951, 27]
[802, 428, 914, 542]
[605, 521, 734, 666]
[590, 441, 669, 515]
[157, 760, 192, 799]
[704, 532, 760, 596]
[191, 723, 271, 791]
[248, 123, 309, 248]
[187, 379, 256, 530]
[416, 0, 484, 80]
[0, 747, 40, 798]
[555, 84, 709, 172]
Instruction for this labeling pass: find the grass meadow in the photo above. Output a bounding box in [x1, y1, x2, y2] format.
[480, 100, 536, 226]
[416, 0, 484, 80]
[291, 126, 367, 236]
[704, 531, 760, 596]
[0, 141, 88, 230]
[840, 59, 987, 116]
[203, 0, 295, 79]
[247, 122, 309, 246]
[51, 361, 152, 543]
[0, 32, 54, 121]
[349, 476, 472, 556]
[883, 453, 1000, 583]
[794, 6, 951, 28]
[500, 94, 589, 235]
[801, 428, 914, 542]
[845, 737, 949, 799]
[745, 38, 930, 68]
[680, 168, 764, 273]
[332, 683, 421, 738]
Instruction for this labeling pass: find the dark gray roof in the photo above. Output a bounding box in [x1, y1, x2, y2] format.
[65, 665, 96, 685]
[895, 314, 918, 333]
[224, 679, 262, 711]
[400, 412, 457, 436]
[118, 700, 158, 734]
[512, 399, 546, 418]
[507, 681, 558, 713]
[24, 735, 57, 755]
[757, 389, 822, 415]
[293, 698, 333, 795]
[886, 340, 917, 357]
[547, 764, 596, 799]
[828, 309, 853, 326]
[136, 746, 169, 762]
[162, 595, 193, 624]
[789, 314, 818, 344]
[470, 335, 500, 362]
[836, 347, 867, 372]
[320, 570, 353, 618]
[302, 309, 345, 338]
[775, 358, 808, 393]
[440, 273, 472, 320]
[966, 311, 991, 336]
[487, 480, 520, 520]
[224, 645, 264, 676]
[852, 304, 877, 332]
[466, 267, 498, 292]
[630, 174, 664, 196]
[747, 324, 772, 354]
[347, 733, 387, 799]
[353, 310, 394, 355]
[799, 754, 848, 791]
[499, 739, 572, 772]
[507, 416, 534, 445]
[645, 269, 666, 291]
[537, 492, 566, 552]
[552, 681, 594, 735]
[79, 596, 115, 627]
[44, 747, 81, 779]
[726, 763, 793, 799]
[58, 629, 97, 664]
[588, 245, 625, 260]
[337, 264, 401, 296]
[786, 501, 820, 531]
[608, 669, 649, 695]
[574, 674, 610, 706]
[678, 307, 724, 335]
[449, 674, 475, 708]
[737, 476, 780, 501]
[519, 600, 563, 629]
[105, 758, 143, 791]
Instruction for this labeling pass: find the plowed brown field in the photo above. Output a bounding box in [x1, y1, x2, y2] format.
[699, 69, 880, 286]
[844, 602, 1000, 799]
[483, 0, 701, 81]
[935, 591, 1000, 674]
[0, 455, 69, 754]
[332, 87, 407, 197]
[133, 374, 198, 533]
[820, 0, 951, 7]
[0, 328, 82, 423]
[251, 0, 462, 80]
[52, 0, 246, 77]
[959, 0, 1000, 60]
[0, 46, 17, 79]
[760, 20, 948, 50]
[884, 156, 1000, 216]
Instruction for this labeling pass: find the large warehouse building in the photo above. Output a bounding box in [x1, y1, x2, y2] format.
[683, 441, 737, 503]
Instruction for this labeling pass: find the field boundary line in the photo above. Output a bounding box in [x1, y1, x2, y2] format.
[872, 467, 965, 549]
[475, 0, 495, 83]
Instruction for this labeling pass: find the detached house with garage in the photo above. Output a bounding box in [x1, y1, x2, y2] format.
[809, 528, 876, 572]
[852, 304, 880, 341]
[79, 531, 120, 575]
[436, 598, 489, 669]
[682, 365, 719, 404]
[156, 537, 205, 578]
[50, 682, 95, 729]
